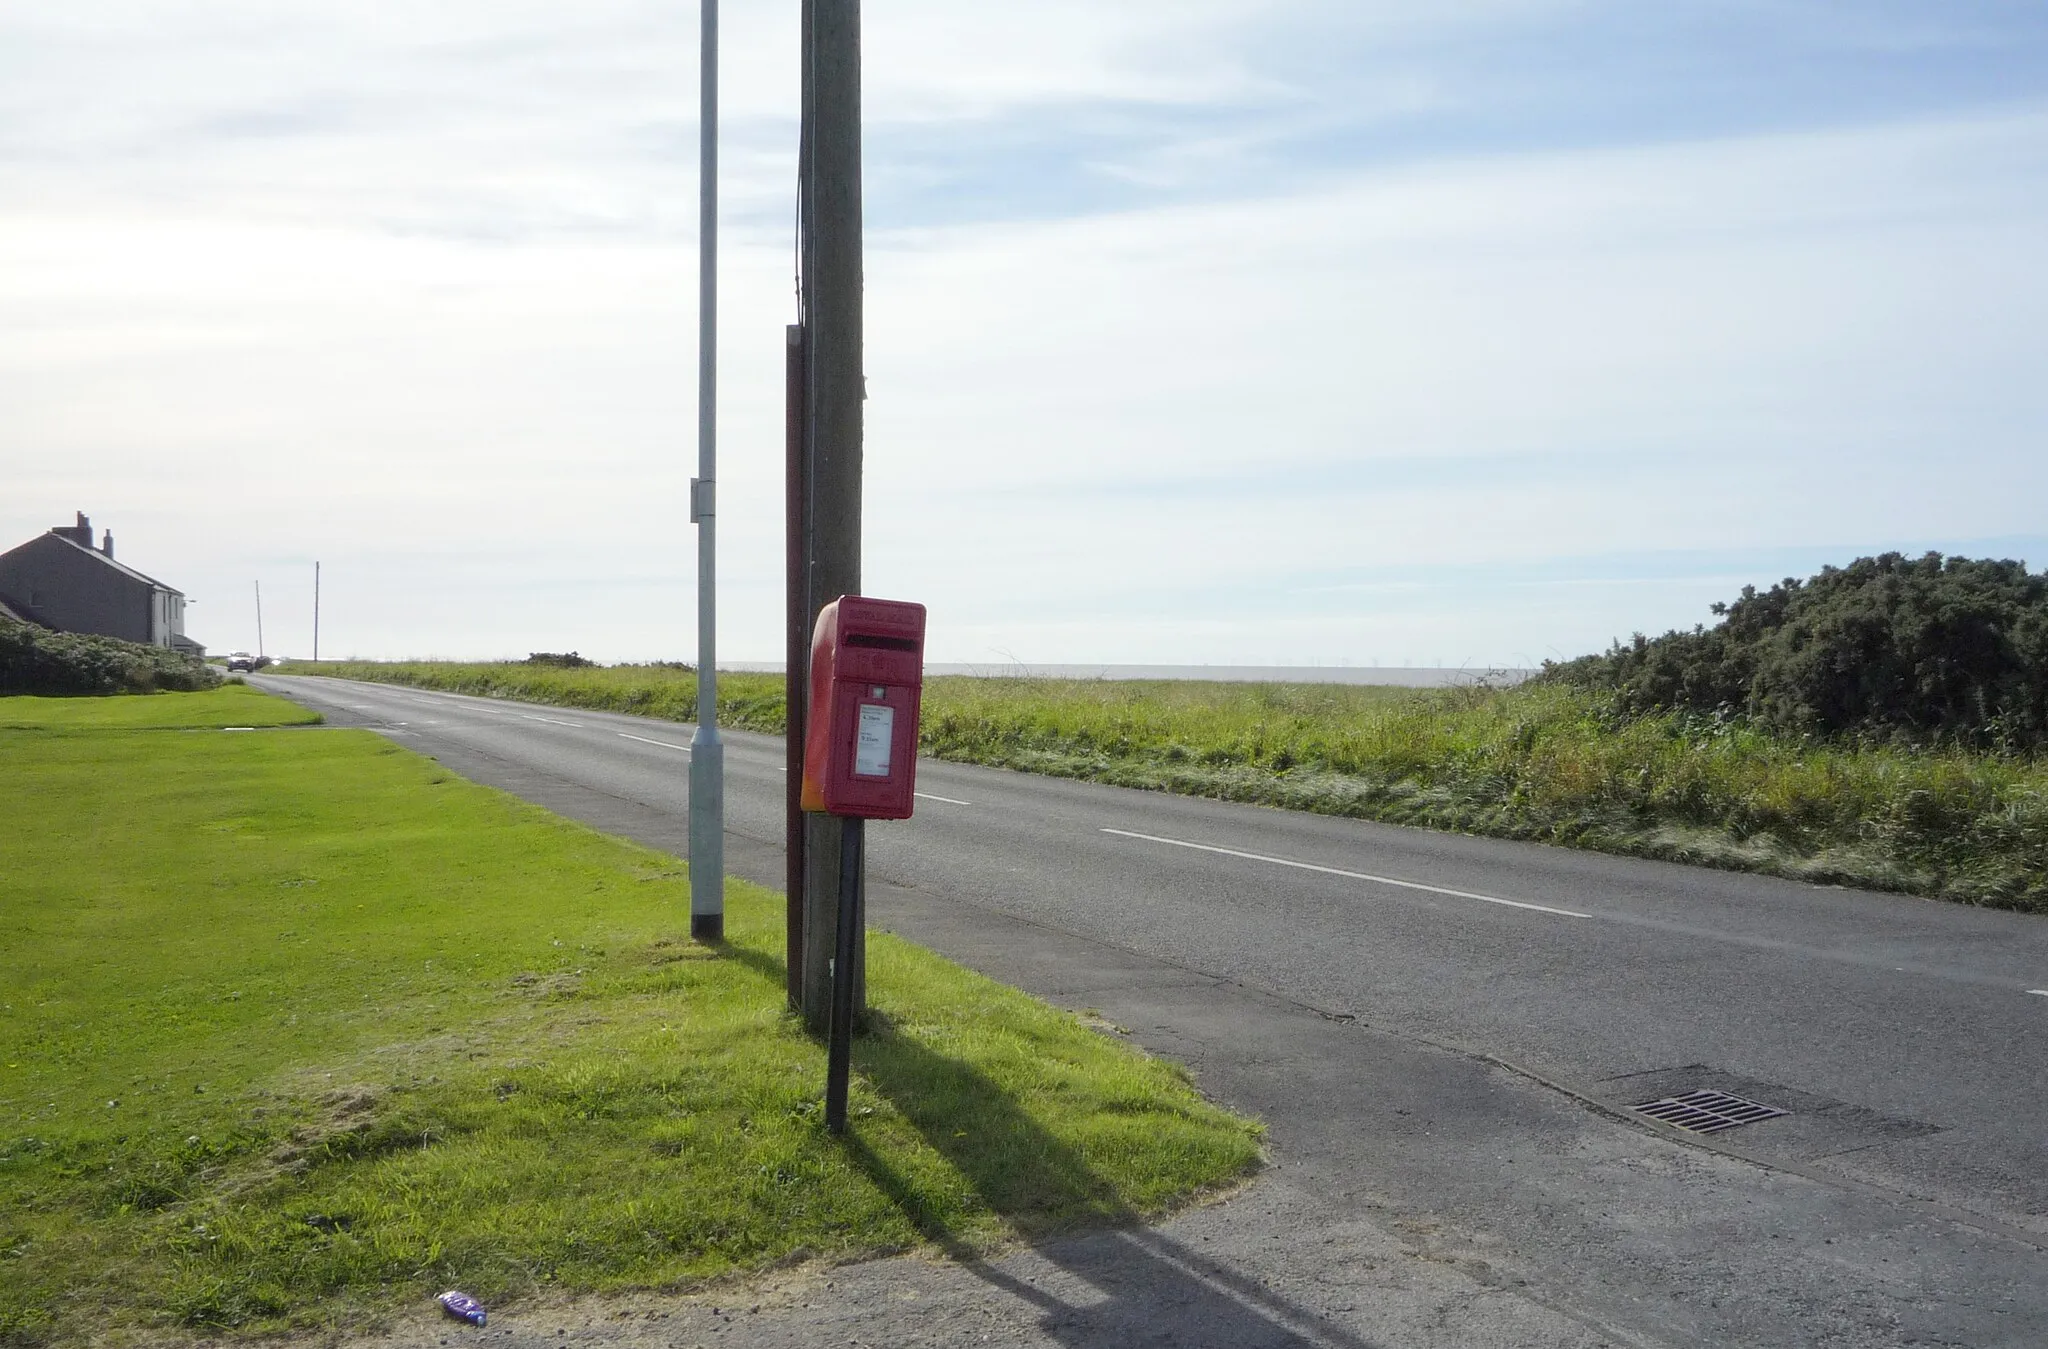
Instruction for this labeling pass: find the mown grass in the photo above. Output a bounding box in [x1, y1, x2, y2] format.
[0, 683, 320, 731]
[287, 663, 2048, 912]
[0, 690, 1262, 1345]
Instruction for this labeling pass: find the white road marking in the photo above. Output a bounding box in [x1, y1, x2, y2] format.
[1100, 828, 1593, 919]
[2030, 990, 2048, 998]
[915, 792, 972, 806]
[522, 715, 584, 727]
[618, 733, 691, 753]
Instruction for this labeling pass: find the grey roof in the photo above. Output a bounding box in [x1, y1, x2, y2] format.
[0, 594, 29, 624]
[33, 533, 185, 596]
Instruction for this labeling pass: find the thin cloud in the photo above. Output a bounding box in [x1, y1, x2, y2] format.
[2, 1, 2045, 663]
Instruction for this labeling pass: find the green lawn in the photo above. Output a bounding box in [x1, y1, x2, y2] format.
[0, 691, 1261, 1344]
[0, 683, 321, 731]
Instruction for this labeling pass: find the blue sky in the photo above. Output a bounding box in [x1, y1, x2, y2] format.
[2, 1, 2045, 665]
[861, 4, 2048, 228]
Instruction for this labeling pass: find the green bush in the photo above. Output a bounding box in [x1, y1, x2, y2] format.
[1544, 553, 2048, 750]
[0, 617, 221, 695]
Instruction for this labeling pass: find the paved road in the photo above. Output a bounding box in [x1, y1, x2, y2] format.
[258, 675, 2048, 1347]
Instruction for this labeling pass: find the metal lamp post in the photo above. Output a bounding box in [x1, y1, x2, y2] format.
[687, 0, 725, 942]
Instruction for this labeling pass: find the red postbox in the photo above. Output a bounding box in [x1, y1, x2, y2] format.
[800, 596, 926, 819]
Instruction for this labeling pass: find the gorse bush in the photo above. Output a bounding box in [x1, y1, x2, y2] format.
[1543, 553, 2048, 751]
[0, 616, 220, 695]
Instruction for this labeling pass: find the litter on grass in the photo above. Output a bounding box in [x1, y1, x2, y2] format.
[437, 1291, 487, 1327]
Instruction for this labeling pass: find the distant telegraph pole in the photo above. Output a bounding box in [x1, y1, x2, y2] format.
[313, 562, 321, 662]
[254, 581, 265, 658]
[796, 0, 864, 1030]
[687, 0, 726, 943]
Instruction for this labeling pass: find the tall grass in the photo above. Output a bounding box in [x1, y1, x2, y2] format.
[286, 664, 2048, 912]
[294, 660, 788, 732]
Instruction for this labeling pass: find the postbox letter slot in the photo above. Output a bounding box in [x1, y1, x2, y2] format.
[844, 634, 919, 652]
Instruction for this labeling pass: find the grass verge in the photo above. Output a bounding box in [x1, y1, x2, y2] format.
[285, 663, 2048, 912]
[0, 683, 321, 731]
[0, 691, 1262, 1345]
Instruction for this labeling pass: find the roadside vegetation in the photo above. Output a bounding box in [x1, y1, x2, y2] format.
[0, 690, 1261, 1344]
[1546, 552, 2048, 752]
[0, 683, 319, 731]
[0, 616, 219, 695]
[289, 552, 2048, 913]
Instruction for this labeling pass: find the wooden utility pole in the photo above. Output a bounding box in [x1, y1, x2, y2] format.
[797, 0, 863, 1031]
[784, 324, 807, 1008]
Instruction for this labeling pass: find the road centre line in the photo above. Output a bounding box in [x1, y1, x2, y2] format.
[2031, 990, 2048, 998]
[522, 715, 584, 727]
[915, 792, 972, 806]
[618, 733, 691, 753]
[1100, 828, 1593, 919]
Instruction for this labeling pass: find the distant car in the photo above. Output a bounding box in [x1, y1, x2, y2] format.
[226, 652, 256, 672]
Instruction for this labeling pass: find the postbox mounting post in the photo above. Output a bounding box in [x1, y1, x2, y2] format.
[824, 814, 864, 1135]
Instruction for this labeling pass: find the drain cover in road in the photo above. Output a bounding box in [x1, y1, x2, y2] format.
[1633, 1089, 1788, 1134]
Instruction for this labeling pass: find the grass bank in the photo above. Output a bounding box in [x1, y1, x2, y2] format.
[0, 682, 320, 731]
[287, 663, 2048, 912]
[0, 690, 1261, 1345]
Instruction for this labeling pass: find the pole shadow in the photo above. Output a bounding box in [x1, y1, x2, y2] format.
[715, 940, 1382, 1347]
[849, 1021, 1383, 1349]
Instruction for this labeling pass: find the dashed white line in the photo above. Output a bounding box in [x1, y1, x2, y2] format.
[2030, 990, 2048, 998]
[522, 715, 584, 728]
[915, 792, 972, 806]
[618, 733, 691, 753]
[1100, 828, 1593, 919]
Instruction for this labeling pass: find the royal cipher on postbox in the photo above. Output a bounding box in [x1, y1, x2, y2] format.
[800, 596, 927, 820]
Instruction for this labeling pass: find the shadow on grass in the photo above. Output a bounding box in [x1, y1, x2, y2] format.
[718, 937, 1381, 1348]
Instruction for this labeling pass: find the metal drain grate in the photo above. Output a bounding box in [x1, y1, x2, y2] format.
[1633, 1089, 1788, 1134]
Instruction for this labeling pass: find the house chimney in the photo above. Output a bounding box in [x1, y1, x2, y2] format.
[53, 512, 94, 547]
[101, 530, 114, 558]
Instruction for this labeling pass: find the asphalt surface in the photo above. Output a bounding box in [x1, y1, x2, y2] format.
[254, 675, 2048, 1348]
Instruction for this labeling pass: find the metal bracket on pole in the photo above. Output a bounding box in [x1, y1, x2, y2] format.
[690, 477, 716, 523]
